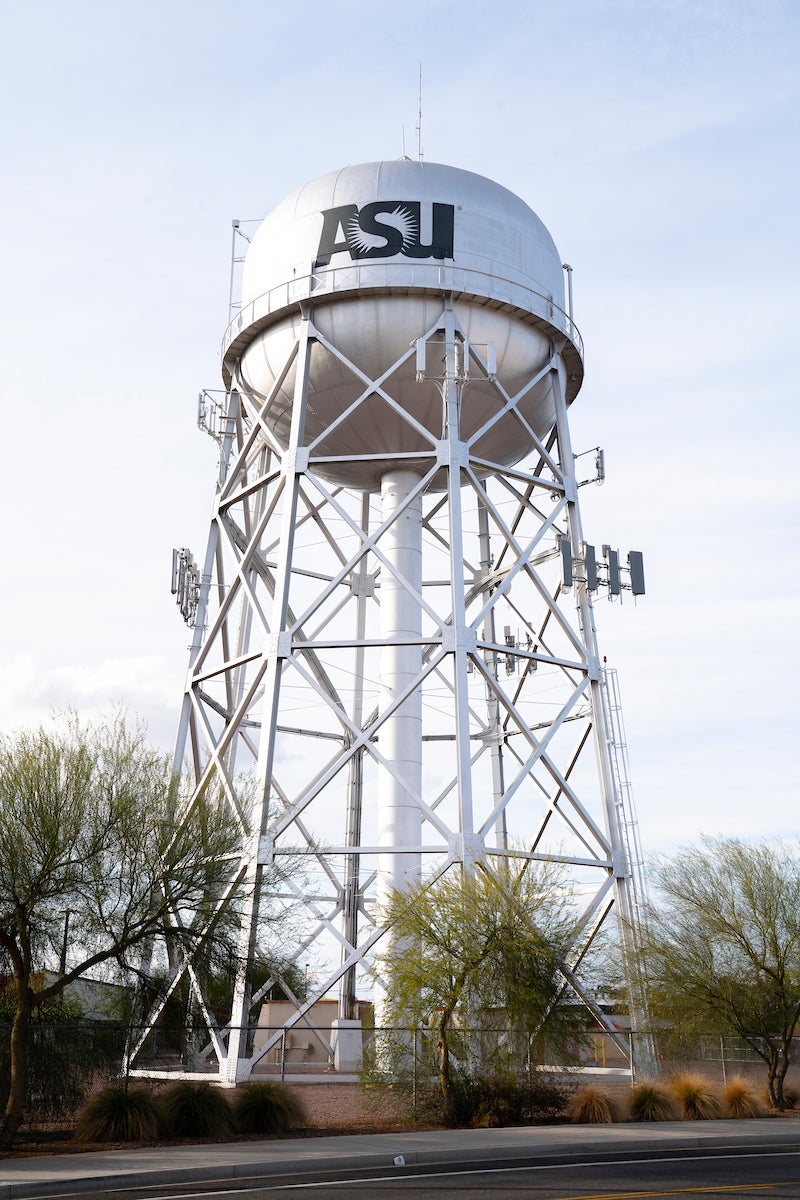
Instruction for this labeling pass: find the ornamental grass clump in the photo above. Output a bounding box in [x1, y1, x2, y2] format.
[232, 1081, 306, 1135]
[723, 1076, 763, 1119]
[160, 1080, 234, 1138]
[568, 1084, 614, 1124]
[74, 1084, 165, 1143]
[669, 1072, 721, 1120]
[628, 1081, 674, 1122]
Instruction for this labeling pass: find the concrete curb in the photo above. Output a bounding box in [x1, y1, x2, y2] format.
[2, 1118, 800, 1198]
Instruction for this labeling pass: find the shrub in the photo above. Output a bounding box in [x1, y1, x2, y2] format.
[232, 1081, 306, 1135]
[467, 1075, 568, 1128]
[668, 1073, 721, 1120]
[409, 1071, 567, 1128]
[0, 1018, 118, 1122]
[568, 1084, 614, 1124]
[75, 1085, 165, 1143]
[160, 1081, 234, 1138]
[628, 1081, 674, 1122]
[723, 1076, 762, 1119]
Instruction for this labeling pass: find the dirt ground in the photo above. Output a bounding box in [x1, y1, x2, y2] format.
[291, 1081, 412, 1128]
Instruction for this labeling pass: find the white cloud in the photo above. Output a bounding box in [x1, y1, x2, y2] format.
[0, 654, 180, 750]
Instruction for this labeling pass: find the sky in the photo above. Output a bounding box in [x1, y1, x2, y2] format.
[1, 0, 797, 855]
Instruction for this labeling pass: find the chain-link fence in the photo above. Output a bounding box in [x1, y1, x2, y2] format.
[0, 1022, 130, 1121]
[3, 1020, 797, 1122]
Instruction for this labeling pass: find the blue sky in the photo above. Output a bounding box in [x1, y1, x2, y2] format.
[1, 0, 797, 851]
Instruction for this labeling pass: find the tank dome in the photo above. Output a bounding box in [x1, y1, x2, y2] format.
[222, 161, 583, 490]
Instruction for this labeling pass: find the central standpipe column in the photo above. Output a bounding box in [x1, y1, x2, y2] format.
[375, 471, 423, 1039]
[377, 470, 423, 898]
[331, 496, 371, 1072]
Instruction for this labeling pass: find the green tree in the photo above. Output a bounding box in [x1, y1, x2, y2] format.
[0, 979, 90, 1123]
[376, 858, 579, 1125]
[0, 712, 240, 1147]
[642, 837, 800, 1110]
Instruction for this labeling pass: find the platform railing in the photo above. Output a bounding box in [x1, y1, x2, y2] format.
[221, 261, 584, 363]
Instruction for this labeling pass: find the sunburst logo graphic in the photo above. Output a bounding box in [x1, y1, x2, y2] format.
[345, 203, 419, 256]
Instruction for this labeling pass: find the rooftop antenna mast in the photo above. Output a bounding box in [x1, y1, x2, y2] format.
[416, 64, 423, 160]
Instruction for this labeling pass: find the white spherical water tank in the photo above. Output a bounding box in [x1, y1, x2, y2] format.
[222, 161, 583, 490]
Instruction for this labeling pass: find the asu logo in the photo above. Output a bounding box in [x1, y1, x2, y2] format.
[315, 201, 455, 266]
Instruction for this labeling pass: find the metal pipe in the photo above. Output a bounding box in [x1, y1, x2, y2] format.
[376, 470, 423, 902]
[339, 492, 371, 1021]
[562, 262, 574, 324]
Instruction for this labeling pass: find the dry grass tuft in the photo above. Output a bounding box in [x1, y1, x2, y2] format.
[568, 1084, 614, 1124]
[723, 1076, 763, 1118]
[74, 1085, 165, 1143]
[160, 1080, 234, 1138]
[668, 1072, 721, 1120]
[232, 1081, 307, 1135]
[628, 1081, 674, 1122]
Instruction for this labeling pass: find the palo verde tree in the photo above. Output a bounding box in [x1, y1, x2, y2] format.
[376, 857, 580, 1125]
[642, 836, 800, 1110]
[0, 711, 240, 1147]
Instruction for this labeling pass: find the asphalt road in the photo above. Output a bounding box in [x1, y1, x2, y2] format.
[47, 1146, 800, 1200]
[6, 1121, 800, 1200]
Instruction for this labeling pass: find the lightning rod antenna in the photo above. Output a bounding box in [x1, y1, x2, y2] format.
[416, 64, 423, 161]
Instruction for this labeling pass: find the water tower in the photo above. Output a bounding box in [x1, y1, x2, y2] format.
[130, 160, 651, 1082]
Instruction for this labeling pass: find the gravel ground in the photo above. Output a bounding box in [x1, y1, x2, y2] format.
[287, 1081, 411, 1130]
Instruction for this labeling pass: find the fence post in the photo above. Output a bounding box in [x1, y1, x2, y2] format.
[280, 1028, 287, 1082]
[123, 1025, 133, 1092]
[720, 1035, 727, 1085]
[412, 1028, 418, 1110]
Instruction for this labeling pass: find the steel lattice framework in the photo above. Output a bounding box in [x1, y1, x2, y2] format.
[128, 295, 650, 1084]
